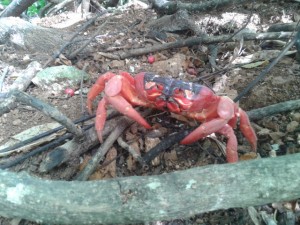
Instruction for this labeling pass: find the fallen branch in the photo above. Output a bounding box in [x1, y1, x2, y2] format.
[75, 117, 135, 181]
[0, 90, 83, 139]
[1, 153, 300, 224]
[247, 99, 300, 121]
[105, 31, 294, 59]
[151, 0, 247, 15]
[38, 117, 121, 172]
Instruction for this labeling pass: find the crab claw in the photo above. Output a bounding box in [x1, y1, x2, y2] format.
[87, 72, 116, 114]
[107, 95, 152, 129]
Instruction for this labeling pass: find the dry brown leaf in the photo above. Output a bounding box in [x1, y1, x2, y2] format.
[145, 137, 161, 166]
[126, 141, 140, 171]
[164, 150, 178, 163]
[239, 152, 258, 161]
[88, 147, 117, 180]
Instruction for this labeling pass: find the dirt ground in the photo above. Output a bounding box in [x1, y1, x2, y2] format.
[1, 1, 300, 224]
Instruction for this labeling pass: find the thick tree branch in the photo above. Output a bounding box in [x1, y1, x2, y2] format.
[1, 154, 300, 224]
[109, 32, 294, 59]
[247, 99, 300, 121]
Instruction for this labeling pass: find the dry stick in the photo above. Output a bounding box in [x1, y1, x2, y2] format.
[0, 61, 42, 115]
[106, 32, 294, 60]
[233, 30, 299, 102]
[1, 153, 300, 224]
[76, 109, 152, 181]
[0, 114, 95, 154]
[75, 117, 134, 181]
[3, 90, 83, 139]
[39, 115, 121, 172]
[117, 136, 146, 166]
[247, 99, 300, 121]
[68, 20, 109, 59]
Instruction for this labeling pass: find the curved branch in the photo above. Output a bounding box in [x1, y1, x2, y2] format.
[1, 153, 300, 224]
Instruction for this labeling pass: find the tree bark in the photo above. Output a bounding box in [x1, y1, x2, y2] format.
[1, 153, 300, 224]
[0, 0, 37, 17]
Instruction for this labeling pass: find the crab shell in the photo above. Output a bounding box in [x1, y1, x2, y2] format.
[87, 71, 257, 163]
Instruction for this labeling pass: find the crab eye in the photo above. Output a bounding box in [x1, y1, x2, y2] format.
[184, 90, 194, 99]
[145, 82, 164, 91]
[145, 81, 156, 90]
[173, 88, 185, 96]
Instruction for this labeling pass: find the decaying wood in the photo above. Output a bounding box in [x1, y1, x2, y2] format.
[247, 99, 300, 121]
[1, 153, 300, 224]
[38, 117, 120, 172]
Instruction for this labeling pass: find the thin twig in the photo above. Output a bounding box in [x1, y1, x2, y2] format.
[75, 117, 134, 181]
[234, 30, 299, 102]
[0, 66, 9, 92]
[142, 130, 189, 165]
[117, 137, 146, 167]
[68, 20, 109, 59]
[0, 114, 94, 154]
[42, 11, 107, 68]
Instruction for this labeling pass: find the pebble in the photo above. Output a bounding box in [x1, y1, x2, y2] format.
[12, 119, 22, 126]
[286, 121, 299, 133]
[291, 112, 300, 123]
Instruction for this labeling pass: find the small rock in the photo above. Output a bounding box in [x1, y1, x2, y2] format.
[269, 132, 285, 141]
[12, 119, 22, 126]
[286, 121, 299, 133]
[291, 112, 300, 123]
[110, 60, 125, 68]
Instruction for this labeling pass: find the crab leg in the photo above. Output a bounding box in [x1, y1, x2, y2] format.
[181, 97, 235, 144]
[180, 118, 229, 144]
[95, 97, 108, 143]
[87, 72, 116, 114]
[107, 95, 152, 129]
[239, 109, 257, 151]
[217, 125, 238, 163]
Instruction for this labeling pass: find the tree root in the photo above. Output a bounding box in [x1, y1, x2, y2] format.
[1, 153, 300, 224]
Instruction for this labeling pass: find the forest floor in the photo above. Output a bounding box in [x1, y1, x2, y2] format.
[1, 0, 300, 224]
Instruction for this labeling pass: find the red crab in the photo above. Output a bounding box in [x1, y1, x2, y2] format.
[87, 71, 257, 163]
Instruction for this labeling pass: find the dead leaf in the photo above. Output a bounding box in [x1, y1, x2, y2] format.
[87, 147, 117, 180]
[241, 60, 269, 69]
[145, 137, 161, 166]
[239, 152, 258, 161]
[126, 141, 140, 171]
